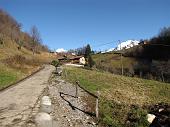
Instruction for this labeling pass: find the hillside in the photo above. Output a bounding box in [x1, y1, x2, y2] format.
[92, 52, 138, 76]
[62, 66, 170, 126]
[106, 40, 139, 52]
[0, 9, 56, 89]
[0, 39, 55, 89]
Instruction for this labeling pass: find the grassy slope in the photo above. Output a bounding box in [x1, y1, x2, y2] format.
[0, 62, 24, 89]
[62, 66, 170, 126]
[92, 53, 137, 74]
[0, 40, 55, 89]
[92, 53, 136, 67]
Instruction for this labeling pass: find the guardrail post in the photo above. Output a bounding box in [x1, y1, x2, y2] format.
[64, 69, 67, 78]
[75, 82, 78, 98]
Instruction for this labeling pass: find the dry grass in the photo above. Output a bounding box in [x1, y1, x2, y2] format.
[92, 53, 137, 68]
[0, 40, 56, 89]
[0, 62, 24, 89]
[92, 53, 137, 75]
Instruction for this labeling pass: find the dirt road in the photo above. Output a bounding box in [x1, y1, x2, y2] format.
[0, 65, 55, 127]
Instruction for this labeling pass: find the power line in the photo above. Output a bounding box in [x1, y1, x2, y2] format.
[119, 40, 124, 75]
[144, 43, 170, 47]
[92, 41, 115, 48]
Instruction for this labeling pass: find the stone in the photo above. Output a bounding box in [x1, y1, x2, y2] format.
[147, 114, 156, 123]
[57, 67, 62, 75]
[35, 112, 52, 127]
[159, 108, 164, 112]
[40, 96, 52, 113]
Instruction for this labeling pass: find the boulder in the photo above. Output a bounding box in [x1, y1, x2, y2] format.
[40, 96, 52, 113]
[35, 112, 52, 127]
[147, 114, 156, 123]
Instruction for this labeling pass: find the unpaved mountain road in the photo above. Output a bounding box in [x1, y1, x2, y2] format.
[0, 65, 55, 127]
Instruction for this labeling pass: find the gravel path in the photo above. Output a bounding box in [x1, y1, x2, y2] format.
[0, 65, 55, 127]
[48, 74, 96, 127]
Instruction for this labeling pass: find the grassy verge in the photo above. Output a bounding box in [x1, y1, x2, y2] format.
[0, 63, 24, 89]
[62, 66, 170, 126]
[0, 39, 56, 90]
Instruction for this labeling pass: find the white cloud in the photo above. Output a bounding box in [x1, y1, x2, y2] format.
[56, 48, 67, 53]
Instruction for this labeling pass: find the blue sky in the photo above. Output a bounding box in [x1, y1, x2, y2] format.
[0, 0, 170, 51]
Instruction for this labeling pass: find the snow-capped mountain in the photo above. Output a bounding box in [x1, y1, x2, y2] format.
[106, 48, 115, 52]
[105, 40, 139, 53]
[116, 40, 139, 50]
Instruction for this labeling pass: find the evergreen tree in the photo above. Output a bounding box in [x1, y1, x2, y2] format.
[85, 44, 91, 58]
[84, 44, 95, 68]
[88, 55, 95, 68]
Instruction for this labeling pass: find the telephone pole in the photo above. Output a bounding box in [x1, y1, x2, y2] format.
[119, 40, 124, 75]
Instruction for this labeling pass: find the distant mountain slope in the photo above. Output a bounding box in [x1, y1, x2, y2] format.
[116, 40, 139, 50]
[0, 9, 49, 53]
[104, 40, 139, 53]
[123, 27, 170, 59]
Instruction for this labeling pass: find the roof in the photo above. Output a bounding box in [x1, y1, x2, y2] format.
[58, 56, 84, 60]
[69, 56, 84, 60]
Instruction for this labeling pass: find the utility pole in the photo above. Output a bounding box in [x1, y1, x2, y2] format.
[119, 40, 124, 75]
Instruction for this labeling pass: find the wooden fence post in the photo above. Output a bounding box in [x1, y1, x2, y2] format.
[96, 90, 99, 119]
[64, 69, 67, 78]
[75, 82, 78, 98]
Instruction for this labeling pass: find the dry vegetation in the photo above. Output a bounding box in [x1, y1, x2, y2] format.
[0, 47, 55, 89]
[0, 9, 56, 89]
[92, 53, 137, 76]
[0, 41, 55, 89]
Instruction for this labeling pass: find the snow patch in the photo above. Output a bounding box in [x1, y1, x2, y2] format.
[116, 40, 139, 50]
[56, 48, 67, 53]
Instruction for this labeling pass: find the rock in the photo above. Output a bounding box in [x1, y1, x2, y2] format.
[147, 114, 156, 123]
[159, 108, 164, 112]
[57, 67, 62, 75]
[40, 96, 52, 113]
[35, 112, 52, 127]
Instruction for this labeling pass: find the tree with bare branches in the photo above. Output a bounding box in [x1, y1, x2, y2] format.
[30, 25, 41, 54]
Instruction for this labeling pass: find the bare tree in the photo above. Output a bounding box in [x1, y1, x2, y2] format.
[30, 25, 41, 54]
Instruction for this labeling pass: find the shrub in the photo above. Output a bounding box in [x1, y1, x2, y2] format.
[126, 105, 149, 127]
[51, 60, 60, 67]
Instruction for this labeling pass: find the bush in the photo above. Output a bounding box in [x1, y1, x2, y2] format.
[126, 105, 149, 127]
[51, 60, 60, 67]
[86, 55, 95, 68]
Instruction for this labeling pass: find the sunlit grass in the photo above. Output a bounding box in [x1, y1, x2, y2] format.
[62, 66, 170, 126]
[0, 63, 24, 89]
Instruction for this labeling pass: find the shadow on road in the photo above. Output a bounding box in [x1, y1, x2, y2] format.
[59, 92, 96, 117]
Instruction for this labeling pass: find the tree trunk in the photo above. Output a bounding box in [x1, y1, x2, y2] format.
[140, 71, 143, 78]
[161, 71, 164, 82]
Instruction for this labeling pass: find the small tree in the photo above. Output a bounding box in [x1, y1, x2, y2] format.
[0, 34, 4, 45]
[84, 44, 95, 68]
[159, 27, 170, 37]
[85, 44, 91, 58]
[17, 40, 24, 50]
[30, 25, 41, 54]
[88, 55, 95, 68]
